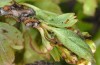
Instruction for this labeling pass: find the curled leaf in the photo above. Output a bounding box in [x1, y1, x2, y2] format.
[28, 27, 53, 53]
[28, 28, 48, 53]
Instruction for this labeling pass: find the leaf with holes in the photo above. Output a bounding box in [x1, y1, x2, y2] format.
[46, 13, 77, 28]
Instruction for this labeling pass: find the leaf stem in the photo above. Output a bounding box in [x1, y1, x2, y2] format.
[20, 3, 40, 11]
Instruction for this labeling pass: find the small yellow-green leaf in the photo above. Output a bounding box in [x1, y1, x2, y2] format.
[50, 47, 61, 61]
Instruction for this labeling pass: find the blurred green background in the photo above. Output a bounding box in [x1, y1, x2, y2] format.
[0, 0, 100, 65]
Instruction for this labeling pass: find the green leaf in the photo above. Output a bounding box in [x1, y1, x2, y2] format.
[43, 25, 93, 61]
[17, 7, 75, 28]
[51, 28, 93, 61]
[0, 34, 14, 65]
[37, 27, 53, 51]
[0, 22, 23, 50]
[0, 22, 23, 65]
[46, 13, 77, 28]
[50, 46, 61, 61]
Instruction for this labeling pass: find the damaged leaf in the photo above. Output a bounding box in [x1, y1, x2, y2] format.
[46, 13, 77, 28]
